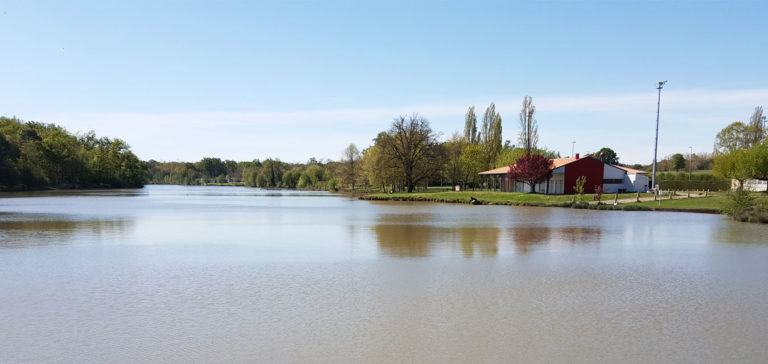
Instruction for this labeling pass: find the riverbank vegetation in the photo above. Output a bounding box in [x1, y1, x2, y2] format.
[711, 106, 768, 221]
[0, 117, 145, 190]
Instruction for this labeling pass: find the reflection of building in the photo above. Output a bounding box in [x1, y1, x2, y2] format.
[479, 154, 649, 194]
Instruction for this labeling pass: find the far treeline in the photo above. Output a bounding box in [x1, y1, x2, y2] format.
[148, 99, 562, 193]
[0, 116, 144, 190]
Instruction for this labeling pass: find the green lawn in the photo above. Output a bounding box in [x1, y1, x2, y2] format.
[363, 189, 755, 213]
[367, 190, 643, 205]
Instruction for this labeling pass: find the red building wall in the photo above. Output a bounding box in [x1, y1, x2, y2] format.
[563, 157, 604, 195]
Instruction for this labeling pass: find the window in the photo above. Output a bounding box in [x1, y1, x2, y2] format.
[603, 179, 623, 184]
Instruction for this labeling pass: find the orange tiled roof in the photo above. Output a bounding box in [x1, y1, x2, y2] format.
[478, 157, 583, 175]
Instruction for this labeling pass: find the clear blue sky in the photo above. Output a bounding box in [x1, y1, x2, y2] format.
[1, 0, 766, 164]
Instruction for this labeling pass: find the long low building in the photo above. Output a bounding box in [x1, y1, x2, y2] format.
[479, 154, 649, 194]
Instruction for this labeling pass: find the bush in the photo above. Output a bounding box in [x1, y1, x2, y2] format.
[571, 201, 589, 209]
[327, 178, 338, 192]
[723, 188, 755, 216]
[732, 206, 768, 224]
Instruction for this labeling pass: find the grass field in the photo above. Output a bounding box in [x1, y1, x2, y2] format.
[368, 190, 647, 205]
[362, 189, 738, 213]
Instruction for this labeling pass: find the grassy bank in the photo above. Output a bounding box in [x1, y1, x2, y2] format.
[361, 190, 725, 213]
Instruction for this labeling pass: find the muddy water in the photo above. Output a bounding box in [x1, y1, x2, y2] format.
[1, 185, 767, 363]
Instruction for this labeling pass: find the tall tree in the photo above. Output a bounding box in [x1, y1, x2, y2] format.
[480, 103, 503, 169]
[341, 143, 361, 190]
[507, 154, 553, 193]
[463, 106, 478, 144]
[590, 147, 619, 165]
[377, 114, 440, 193]
[746, 106, 766, 146]
[518, 96, 538, 155]
[715, 121, 749, 154]
[443, 133, 467, 187]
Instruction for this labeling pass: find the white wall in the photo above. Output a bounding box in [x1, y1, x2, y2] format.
[631, 174, 649, 192]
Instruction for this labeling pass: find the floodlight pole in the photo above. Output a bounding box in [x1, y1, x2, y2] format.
[651, 80, 667, 191]
[689, 146, 692, 182]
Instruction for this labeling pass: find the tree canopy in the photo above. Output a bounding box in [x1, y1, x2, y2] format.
[0, 117, 145, 190]
[377, 114, 442, 193]
[590, 147, 619, 165]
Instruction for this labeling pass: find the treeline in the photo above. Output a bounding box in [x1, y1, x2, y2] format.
[347, 99, 559, 193]
[147, 99, 559, 193]
[0, 117, 145, 190]
[146, 157, 339, 190]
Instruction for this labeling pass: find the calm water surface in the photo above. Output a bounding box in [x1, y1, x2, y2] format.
[1, 185, 767, 363]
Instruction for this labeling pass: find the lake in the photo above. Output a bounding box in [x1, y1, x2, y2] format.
[1, 185, 767, 363]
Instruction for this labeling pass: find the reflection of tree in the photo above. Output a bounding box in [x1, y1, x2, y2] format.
[558, 227, 601, 244]
[512, 226, 603, 254]
[459, 227, 499, 258]
[511, 226, 552, 255]
[374, 224, 433, 258]
[0, 214, 130, 249]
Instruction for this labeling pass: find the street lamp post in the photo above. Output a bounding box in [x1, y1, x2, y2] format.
[651, 80, 667, 192]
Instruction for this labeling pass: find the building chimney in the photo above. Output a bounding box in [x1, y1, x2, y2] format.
[575, 153, 580, 159]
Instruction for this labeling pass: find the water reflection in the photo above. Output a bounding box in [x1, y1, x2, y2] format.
[511, 227, 551, 254]
[459, 227, 499, 258]
[374, 224, 434, 257]
[511, 226, 602, 254]
[0, 213, 132, 249]
[714, 221, 768, 245]
[374, 213, 501, 258]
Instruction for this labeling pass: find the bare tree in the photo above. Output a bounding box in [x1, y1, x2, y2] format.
[518, 95, 538, 155]
[746, 106, 766, 146]
[378, 114, 440, 193]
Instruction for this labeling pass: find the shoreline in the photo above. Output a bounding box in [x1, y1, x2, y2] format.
[359, 194, 723, 215]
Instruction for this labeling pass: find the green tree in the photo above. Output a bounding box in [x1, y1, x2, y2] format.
[715, 121, 749, 154]
[480, 102, 502, 169]
[459, 144, 485, 190]
[340, 143, 361, 190]
[590, 147, 619, 165]
[442, 133, 467, 187]
[463, 106, 478, 144]
[671, 153, 686, 171]
[495, 147, 526, 168]
[200, 157, 227, 180]
[377, 114, 440, 193]
[257, 159, 284, 187]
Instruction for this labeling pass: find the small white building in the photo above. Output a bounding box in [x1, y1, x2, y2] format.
[732, 179, 768, 192]
[607, 165, 649, 193]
